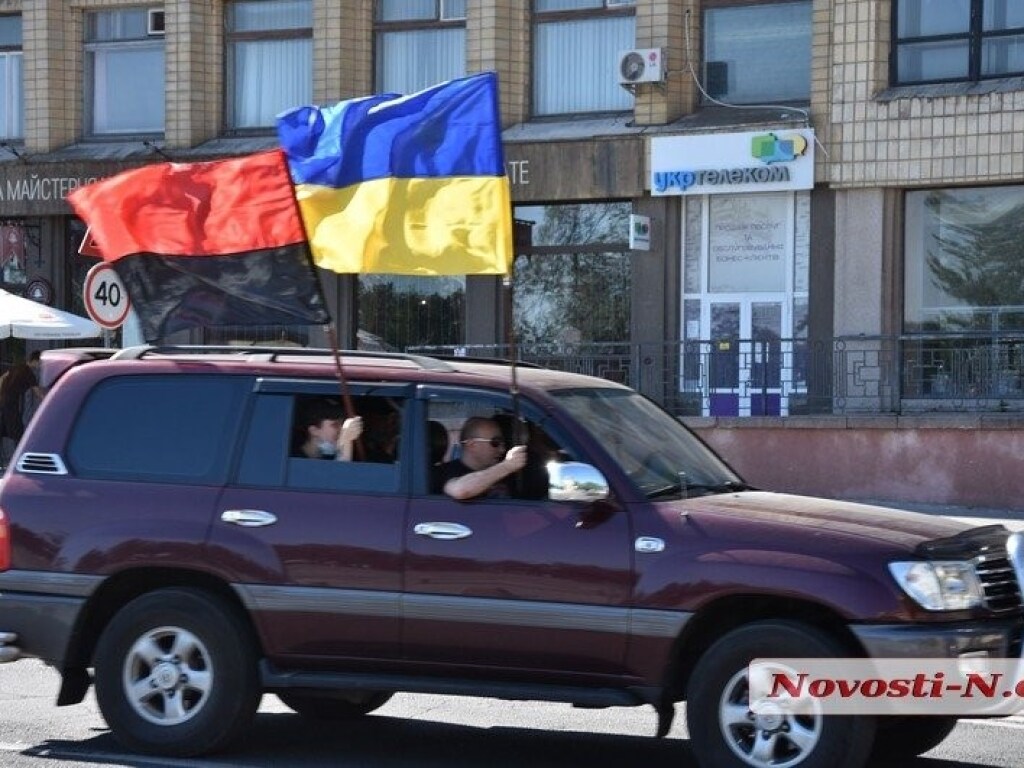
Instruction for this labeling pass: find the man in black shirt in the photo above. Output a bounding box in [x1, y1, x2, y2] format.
[433, 416, 527, 500]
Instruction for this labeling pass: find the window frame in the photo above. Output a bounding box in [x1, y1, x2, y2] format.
[700, 0, 813, 105]
[532, 0, 635, 25]
[0, 14, 22, 140]
[531, 0, 636, 117]
[892, 0, 1024, 85]
[224, 0, 313, 132]
[373, 1, 466, 94]
[83, 7, 166, 138]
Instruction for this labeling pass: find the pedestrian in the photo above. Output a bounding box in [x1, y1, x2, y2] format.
[0, 351, 43, 465]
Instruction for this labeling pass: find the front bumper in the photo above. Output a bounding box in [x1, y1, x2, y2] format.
[851, 619, 1023, 659]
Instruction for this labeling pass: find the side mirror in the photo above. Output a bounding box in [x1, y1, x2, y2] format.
[547, 461, 609, 502]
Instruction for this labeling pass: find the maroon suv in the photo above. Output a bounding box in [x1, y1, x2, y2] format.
[0, 346, 1021, 768]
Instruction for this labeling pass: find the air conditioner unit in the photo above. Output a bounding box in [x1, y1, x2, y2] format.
[617, 48, 664, 85]
[147, 9, 165, 36]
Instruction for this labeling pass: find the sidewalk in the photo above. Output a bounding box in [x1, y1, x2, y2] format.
[848, 498, 1024, 532]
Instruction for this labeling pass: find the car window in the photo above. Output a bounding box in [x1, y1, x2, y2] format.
[236, 391, 404, 493]
[424, 394, 571, 499]
[550, 387, 740, 496]
[66, 374, 249, 483]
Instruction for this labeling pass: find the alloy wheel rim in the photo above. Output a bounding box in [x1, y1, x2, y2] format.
[122, 625, 213, 726]
[718, 667, 823, 767]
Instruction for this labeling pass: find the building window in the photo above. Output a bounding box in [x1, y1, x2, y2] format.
[513, 203, 632, 346]
[532, 0, 635, 116]
[702, 0, 812, 104]
[375, 0, 466, 94]
[905, 186, 1024, 334]
[84, 8, 165, 135]
[904, 186, 1024, 400]
[357, 275, 465, 352]
[226, 0, 312, 130]
[894, 0, 1024, 84]
[0, 15, 23, 140]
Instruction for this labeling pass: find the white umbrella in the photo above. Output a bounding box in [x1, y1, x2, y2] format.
[0, 289, 102, 340]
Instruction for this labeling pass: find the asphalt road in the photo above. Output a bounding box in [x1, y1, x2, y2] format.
[2, 660, 1023, 768]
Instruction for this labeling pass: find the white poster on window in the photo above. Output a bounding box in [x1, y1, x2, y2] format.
[708, 194, 788, 292]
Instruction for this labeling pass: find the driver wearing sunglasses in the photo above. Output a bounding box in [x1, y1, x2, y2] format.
[433, 416, 528, 500]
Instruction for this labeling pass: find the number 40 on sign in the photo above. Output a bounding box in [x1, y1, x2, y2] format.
[83, 262, 131, 330]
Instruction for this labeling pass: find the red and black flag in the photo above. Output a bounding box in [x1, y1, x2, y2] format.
[67, 150, 329, 342]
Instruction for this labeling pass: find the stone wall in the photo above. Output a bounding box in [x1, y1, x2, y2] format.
[683, 415, 1024, 511]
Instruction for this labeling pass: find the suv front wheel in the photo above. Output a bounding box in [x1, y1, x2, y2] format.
[93, 588, 261, 757]
[686, 620, 876, 768]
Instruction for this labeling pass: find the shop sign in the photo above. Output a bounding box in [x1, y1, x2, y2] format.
[650, 129, 815, 196]
[505, 138, 645, 202]
[0, 162, 143, 215]
[0, 175, 98, 203]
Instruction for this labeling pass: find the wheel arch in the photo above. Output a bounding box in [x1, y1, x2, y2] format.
[664, 594, 867, 703]
[57, 567, 259, 706]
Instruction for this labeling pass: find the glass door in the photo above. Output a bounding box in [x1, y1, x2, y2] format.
[681, 191, 806, 417]
[705, 297, 787, 416]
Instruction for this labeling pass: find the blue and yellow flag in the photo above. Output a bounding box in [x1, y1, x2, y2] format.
[277, 72, 512, 276]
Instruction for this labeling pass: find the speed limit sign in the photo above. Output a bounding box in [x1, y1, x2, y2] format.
[83, 262, 131, 329]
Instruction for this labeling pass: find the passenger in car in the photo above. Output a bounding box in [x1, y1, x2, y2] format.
[427, 420, 450, 466]
[433, 416, 528, 500]
[293, 399, 363, 461]
[359, 398, 401, 463]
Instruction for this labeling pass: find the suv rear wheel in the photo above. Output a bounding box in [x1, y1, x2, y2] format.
[277, 690, 393, 719]
[686, 620, 876, 768]
[93, 588, 261, 757]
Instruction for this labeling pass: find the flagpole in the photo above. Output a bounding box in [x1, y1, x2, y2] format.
[503, 273, 519, 415]
[326, 323, 365, 460]
[503, 271, 525, 496]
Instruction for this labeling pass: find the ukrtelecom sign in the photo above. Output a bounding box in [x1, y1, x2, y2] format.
[651, 128, 815, 196]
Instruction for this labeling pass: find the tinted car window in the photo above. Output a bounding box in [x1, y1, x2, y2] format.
[67, 375, 249, 483]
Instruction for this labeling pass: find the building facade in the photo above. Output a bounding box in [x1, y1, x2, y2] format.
[0, 0, 1020, 507]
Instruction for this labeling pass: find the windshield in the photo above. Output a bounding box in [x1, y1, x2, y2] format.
[551, 387, 744, 498]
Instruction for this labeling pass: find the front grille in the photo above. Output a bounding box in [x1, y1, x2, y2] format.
[974, 544, 1023, 613]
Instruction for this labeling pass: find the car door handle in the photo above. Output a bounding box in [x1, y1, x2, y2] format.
[413, 522, 473, 540]
[221, 509, 278, 527]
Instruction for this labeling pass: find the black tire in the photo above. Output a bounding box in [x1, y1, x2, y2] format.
[871, 715, 958, 759]
[686, 620, 876, 768]
[93, 588, 261, 757]
[277, 690, 393, 719]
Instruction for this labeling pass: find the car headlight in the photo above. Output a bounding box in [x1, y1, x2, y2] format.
[888, 561, 983, 611]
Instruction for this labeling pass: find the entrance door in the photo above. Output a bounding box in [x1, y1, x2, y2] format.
[706, 297, 788, 416]
[688, 191, 802, 417]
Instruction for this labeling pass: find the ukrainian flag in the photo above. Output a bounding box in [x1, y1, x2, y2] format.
[277, 72, 513, 276]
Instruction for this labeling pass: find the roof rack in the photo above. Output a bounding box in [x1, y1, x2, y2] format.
[426, 354, 544, 369]
[110, 345, 457, 371]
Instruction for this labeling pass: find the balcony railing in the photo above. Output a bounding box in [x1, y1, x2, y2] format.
[410, 334, 1024, 416]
